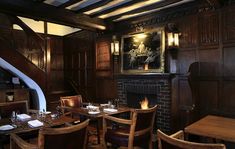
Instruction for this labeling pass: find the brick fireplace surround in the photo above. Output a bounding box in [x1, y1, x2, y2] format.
[116, 73, 173, 132]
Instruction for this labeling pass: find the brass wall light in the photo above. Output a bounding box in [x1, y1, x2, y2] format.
[167, 32, 179, 47]
[111, 35, 120, 56]
[166, 23, 180, 48]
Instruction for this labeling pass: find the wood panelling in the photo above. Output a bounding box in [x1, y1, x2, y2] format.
[222, 5, 235, 44]
[198, 81, 219, 116]
[198, 49, 221, 62]
[178, 79, 193, 106]
[63, 31, 96, 101]
[223, 46, 235, 76]
[177, 76, 194, 129]
[178, 14, 198, 49]
[13, 30, 45, 70]
[198, 11, 219, 48]
[49, 36, 65, 93]
[111, 2, 235, 131]
[221, 81, 235, 115]
[95, 36, 117, 101]
[96, 37, 112, 77]
[177, 50, 196, 74]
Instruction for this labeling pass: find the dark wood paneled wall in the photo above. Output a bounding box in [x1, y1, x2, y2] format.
[96, 2, 235, 131]
[95, 36, 118, 102]
[0, 14, 69, 109]
[63, 31, 96, 102]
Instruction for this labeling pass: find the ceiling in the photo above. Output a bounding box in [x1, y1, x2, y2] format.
[0, 0, 196, 31]
[44, 0, 194, 22]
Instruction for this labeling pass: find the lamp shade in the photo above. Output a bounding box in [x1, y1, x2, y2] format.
[111, 40, 119, 55]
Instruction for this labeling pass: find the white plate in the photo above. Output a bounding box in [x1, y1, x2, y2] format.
[88, 111, 100, 114]
[0, 125, 15, 131]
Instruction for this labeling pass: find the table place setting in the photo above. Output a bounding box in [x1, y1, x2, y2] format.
[0, 124, 15, 131]
[16, 114, 31, 121]
[27, 119, 44, 128]
[86, 105, 100, 115]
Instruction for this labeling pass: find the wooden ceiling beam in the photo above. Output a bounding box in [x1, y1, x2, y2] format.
[90, 0, 146, 18]
[0, 0, 106, 31]
[75, 0, 112, 13]
[106, 0, 182, 21]
[59, 0, 82, 8]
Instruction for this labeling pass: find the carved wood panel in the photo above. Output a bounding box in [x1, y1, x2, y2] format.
[64, 31, 96, 100]
[175, 76, 194, 129]
[13, 30, 45, 70]
[223, 46, 235, 76]
[222, 5, 235, 44]
[198, 80, 219, 116]
[177, 50, 196, 74]
[198, 11, 219, 48]
[96, 37, 112, 77]
[198, 49, 220, 62]
[49, 36, 65, 92]
[178, 14, 198, 49]
[221, 80, 235, 115]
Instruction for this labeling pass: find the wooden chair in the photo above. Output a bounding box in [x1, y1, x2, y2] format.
[60, 95, 83, 117]
[157, 129, 226, 149]
[60, 95, 100, 144]
[102, 105, 157, 149]
[60, 95, 83, 108]
[10, 119, 90, 149]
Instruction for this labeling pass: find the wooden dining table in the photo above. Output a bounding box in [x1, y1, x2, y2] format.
[0, 113, 76, 149]
[61, 104, 132, 144]
[184, 115, 235, 143]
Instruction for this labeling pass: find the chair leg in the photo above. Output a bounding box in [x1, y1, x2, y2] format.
[96, 120, 100, 144]
[102, 138, 107, 149]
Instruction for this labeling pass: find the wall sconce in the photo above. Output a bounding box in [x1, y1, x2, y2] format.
[111, 35, 119, 56]
[167, 23, 180, 48]
[166, 23, 180, 60]
[167, 32, 179, 47]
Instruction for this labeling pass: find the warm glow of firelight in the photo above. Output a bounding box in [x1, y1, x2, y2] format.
[140, 97, 149, 109]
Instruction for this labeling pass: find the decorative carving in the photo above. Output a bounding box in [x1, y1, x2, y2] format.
[222, 5, 235, 44]
[199, 11, 219, 48]
[179, 15, 198, 48]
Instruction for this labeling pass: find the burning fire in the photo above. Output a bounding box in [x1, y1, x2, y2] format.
[140, 97, 149, 109]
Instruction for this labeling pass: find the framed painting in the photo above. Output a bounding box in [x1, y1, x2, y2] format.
[121, 28, 165, 73]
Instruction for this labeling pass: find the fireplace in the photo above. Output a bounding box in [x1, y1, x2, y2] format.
[116, 73, 173, 132]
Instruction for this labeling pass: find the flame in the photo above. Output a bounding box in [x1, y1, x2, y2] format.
[140, 97, 149, 109]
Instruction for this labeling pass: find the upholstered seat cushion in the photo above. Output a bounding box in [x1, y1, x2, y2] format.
[105, 127, 150, 147]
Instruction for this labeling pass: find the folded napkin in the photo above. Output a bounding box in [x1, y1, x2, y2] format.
[0, 125, 14, 131]
[103, 108, 118, 113]
[28, 120, 43, 128]
[17, 114, 31, 120]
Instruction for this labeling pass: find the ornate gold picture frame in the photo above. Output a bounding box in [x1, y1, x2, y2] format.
[121, 28, 165, 73]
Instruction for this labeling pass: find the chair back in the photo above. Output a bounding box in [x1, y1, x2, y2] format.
[38, 119, 89, 149]
[129, 105, 157, 148]
[157, 129, 226, 149]
[134, 105, 158, 132]
[60, 95, 82, 108]
[0, 100, 28, 118]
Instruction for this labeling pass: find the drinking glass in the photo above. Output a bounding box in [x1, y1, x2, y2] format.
[11, 111, 16, 123]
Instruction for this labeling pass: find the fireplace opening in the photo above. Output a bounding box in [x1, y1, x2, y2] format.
[127, 93, 158, 109]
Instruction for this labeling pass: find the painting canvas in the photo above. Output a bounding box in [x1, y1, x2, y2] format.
[121, 29, 165, 73]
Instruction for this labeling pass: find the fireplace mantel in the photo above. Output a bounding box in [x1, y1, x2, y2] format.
[115, 73, 175, 79]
